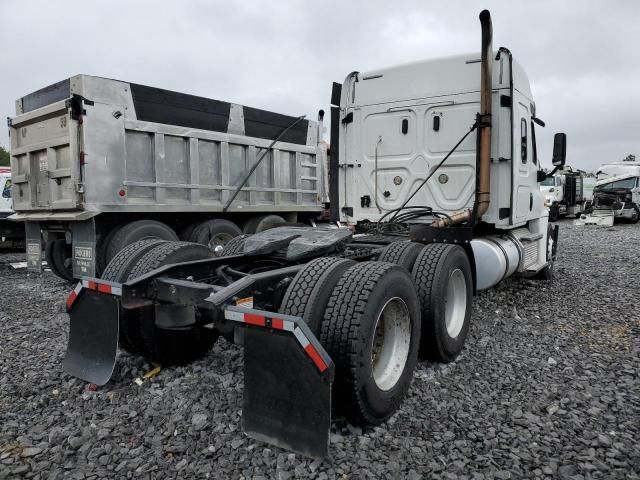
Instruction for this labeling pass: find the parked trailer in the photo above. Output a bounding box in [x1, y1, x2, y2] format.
[8, 77, 327, 280]
[63, 11, 565, 457]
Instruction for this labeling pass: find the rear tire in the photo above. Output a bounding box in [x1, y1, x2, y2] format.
[47, 239, 73, 282]
[128, 242, 218, 365]
[378, 241, 424, 272]
[220, 235, 248, 256]
[45, 239, 64, 279]
[96, 225, 122, 275]
[320, 262, 421, 425]
[101, 239, 168, 353]
[105, 220, 178, 266]
[189, 219, 242, 249]
[279, 257, 355, 336]
[412, 244, 473, 362]
[243, 214, 286, 234]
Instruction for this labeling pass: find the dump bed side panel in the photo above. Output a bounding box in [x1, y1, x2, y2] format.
[10, 75, 323, 214]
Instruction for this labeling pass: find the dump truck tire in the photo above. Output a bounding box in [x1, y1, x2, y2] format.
[220, 235, 248, 256]
[96, 225, 122, 275]
[243, 214, 286, 234]
[101, 239, 168, 353]
[47, 239, 73, 282]
[279, 257, 355, 336]
[128, 241, 218, 365]
[45, 239, 65, 280]
[189, 219, 242, 249]
[178, 222, 200, 241]
[378, 241, 424, 272]
[412, 244, 472, 363]
[320, 261, 421, 426]
[106, 220, 178, 266]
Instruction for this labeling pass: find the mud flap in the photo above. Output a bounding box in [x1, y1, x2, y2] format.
[225, 306, 334, 458]
[63, 289, 119, 386]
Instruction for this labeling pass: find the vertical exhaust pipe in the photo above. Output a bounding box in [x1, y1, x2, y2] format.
[431, 9, 493, 228]
[476, 9, 493, 220]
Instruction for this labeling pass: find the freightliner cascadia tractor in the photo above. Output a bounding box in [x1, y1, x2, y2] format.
[62, 10, 565, 457]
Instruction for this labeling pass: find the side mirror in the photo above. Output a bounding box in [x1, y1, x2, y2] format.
[552, 133, 566, 167]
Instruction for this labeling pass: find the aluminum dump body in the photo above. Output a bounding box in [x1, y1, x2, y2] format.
[9, 75, 325, 219]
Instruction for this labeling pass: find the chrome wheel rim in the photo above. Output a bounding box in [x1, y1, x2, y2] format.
[208, 233, 233, 249]
[444, 268, 467, 338]
[371, 297, 411, 391]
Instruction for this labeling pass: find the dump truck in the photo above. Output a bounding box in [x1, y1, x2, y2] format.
[539, 168, 593, 221]
[62, 10, 565, 457]
[7, 77, 327, 280]
[0, 167, 25, 249]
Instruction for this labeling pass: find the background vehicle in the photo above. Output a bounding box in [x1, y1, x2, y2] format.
[8, 79, 327, 280]
[539, 168, 593, 221]
[576, 162, 640, 225]
[0, 167, 25, 249]
[63, 11, 565, 458]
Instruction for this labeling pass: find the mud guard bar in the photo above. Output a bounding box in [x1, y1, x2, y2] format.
[63, 278, 334, 458]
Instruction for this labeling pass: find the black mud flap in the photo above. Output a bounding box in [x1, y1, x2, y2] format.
[63, 289, 119, 386]
[225, 306, 334, 458]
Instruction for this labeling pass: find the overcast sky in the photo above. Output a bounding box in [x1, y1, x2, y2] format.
[1, 0, 638, 171]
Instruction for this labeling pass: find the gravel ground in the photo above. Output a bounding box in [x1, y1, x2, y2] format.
[1, 220, 639, 479]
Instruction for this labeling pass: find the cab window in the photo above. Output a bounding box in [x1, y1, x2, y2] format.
[520, 119, 527, 163]
[598, 177, 637, 191]
[2, 179, 11, 199]
[540, 176, 554, 186]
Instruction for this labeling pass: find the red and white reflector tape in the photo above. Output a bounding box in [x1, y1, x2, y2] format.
[224, 309, 329, 373]
[66, 282, 84, 310]
[66, 279, 123, 310]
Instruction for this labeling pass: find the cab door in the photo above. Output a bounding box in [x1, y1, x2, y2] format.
[512, 98, 534, 224]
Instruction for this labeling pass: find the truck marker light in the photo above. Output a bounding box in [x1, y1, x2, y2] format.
[118, 189, 126, 197]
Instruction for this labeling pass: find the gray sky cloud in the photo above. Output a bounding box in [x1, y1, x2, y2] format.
[1, 0, 638, 170]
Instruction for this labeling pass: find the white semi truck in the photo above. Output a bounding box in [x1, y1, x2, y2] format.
[8, 78, 327, 280]
[62, 10, 565, 457]
[539, 168, 594, 221]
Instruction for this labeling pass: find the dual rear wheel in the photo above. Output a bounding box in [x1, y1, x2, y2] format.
[103, 240, 218, 365]
[103, 235, 473, 426]
[278, 241, 473, 426]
